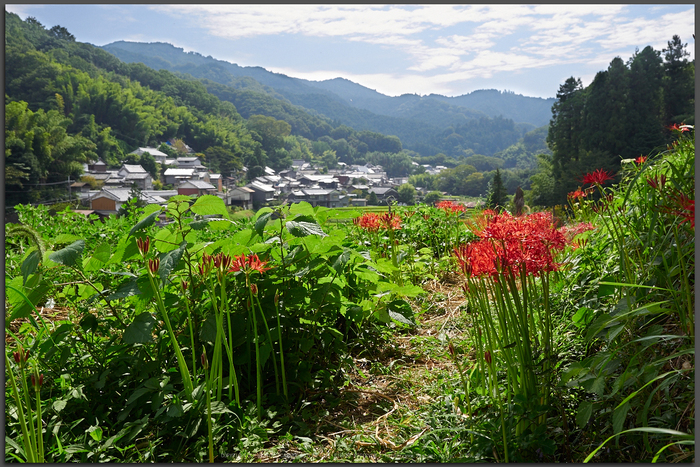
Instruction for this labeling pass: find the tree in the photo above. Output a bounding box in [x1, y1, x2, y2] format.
[487, 168, 508, 211]
[661, 35, 694, 125]
[367, 191, 379, 206]
[397, 183, 416, 205]
[423, 191, 442, 206]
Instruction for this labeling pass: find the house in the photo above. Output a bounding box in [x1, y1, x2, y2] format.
[369, 187, 399, 204]
[163, 168, 197, 186]
[89, 188, 164, 215]
[177, 180, 216, 197]
[87, 159, 108, 173]
[228, 186, 254, 210]
[246, 181, 276, 207]
[130, 147, 169, 164]
[286, 189, 343, 208]
[209, 174, 223, 192]
[118, 164, 153, 190]
[175, 157, 204, 169]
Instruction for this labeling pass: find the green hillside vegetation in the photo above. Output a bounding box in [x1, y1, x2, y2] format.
[536, 37, 694, 206]
[100, 41, 546, 158]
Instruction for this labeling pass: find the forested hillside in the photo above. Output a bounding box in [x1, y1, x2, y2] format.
[533, 36, 694, 206]
[101, 41, 543, 157]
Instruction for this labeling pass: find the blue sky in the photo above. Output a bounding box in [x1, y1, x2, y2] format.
[5, 4, 695, 99]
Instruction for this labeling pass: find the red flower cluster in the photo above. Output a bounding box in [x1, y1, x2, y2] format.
[582, 169, 614, 186]
[558, 222, 596, 248]
[354, 212, 402, 231]
[646, 175, 667, 191]
[436, 200, 466, 214]
[454, 211, 567, 278]
[567, 189, 587, 200]
[229, 253, 272, 274]
[668, 123, 691, 133]
[635, 156, 647, 164]
[667, 192, 695, 229]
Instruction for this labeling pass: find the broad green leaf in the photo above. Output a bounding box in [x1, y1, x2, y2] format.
[331, 249, 352, 274]
[88, 426, 103, 442]
[189, 219, 209, 230]
[49, 240, 85, 268]
[21, 249, 41, 286]
[159, 242, 187, 282]
[287, 220, 328, 238]
[123, 312, 157, 344]
[288, 201, 315, 218]
[576, 401, 593, 428]
[109, 236, 140, 264]
[52, 233, 81, 246]
[255, 211, 273, 238]
[612, 401, 630, 434]
[83, 243, 111, 272]
[106, 279, 141, 301]
[53, 399, 68, 413]
[190, 195, 229, 218]
[129, 211, 160, 237]
[154, 228, 179, 252]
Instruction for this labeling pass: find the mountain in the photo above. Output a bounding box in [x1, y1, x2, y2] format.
[101, 41, 554, 156]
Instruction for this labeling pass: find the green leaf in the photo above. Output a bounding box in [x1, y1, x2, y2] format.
[88, 426, 103, 442]
[52, 233, 81, 246]
[123, 313, 157, 344]
[286, 220, 327, 238]
[189, 219, 209, 230]
[255, 211, 273, 238]
[190, 195, 229, 218]
[576, 401, 593, 428]
[49, 240, 85, 268]
[129, 211, 160, 237]
[83, 243, 111, 272]
[21, 249, 41, 286]
[52, 399, 68, 413]
[612, 401, 629, 434]
[331, 249, 352, 273]
[106, 278, 141, 301]
[6, 279, 52, 323]
[159, 242, 187, 282]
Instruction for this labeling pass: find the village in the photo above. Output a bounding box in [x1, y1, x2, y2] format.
[75, 144, 482, 218]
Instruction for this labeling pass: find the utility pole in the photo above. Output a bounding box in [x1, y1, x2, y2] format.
[68, 177, 71, 205]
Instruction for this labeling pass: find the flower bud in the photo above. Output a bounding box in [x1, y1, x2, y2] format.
[274, 289, 280, 306]
[201, 352, 208, 369]
[448, 342, 455, 357]
[30, 373, 44, 388]
[136, 237, 150, 257]
[181, 280, 188, 291]
[250, 283, 258, 295]
[484, 350, 492, 365]
[148, 258, 160, 274]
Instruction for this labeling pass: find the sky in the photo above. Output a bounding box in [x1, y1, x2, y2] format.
[5, 4, 696, 99]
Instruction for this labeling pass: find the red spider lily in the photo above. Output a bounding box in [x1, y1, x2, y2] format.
[229, 253, 272, 275]
[567, 189, 587, 200]
[250, 283, 258, 295]
[136, 237, 150, 257]
[668, 192, 695, 229]
[668, 123, 691, 133]
[436, 200, 466, 214]
[455, 211, 567, 278]
[558, 222, 596, 244]
[635, 156, 647, 164]
[484, 351, 492, 365]
[379, 212, 402, 230]
[354, 213, 381, 231]
[181, 280, 189, 291]
[582, 168, 614, 186]
[200, 352, 208, 369]
[212, 252, 233, 271]
[646, 175, 667, 191]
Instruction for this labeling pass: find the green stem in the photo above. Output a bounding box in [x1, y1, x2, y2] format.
[247, 275, 263, 420]
[5, 354, 35, 463]
[255, 294, 279, 395]
[34, 369, 44, 462]
[148, 271, 194, 400]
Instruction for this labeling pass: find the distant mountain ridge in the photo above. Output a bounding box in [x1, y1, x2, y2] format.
[101, 41, 554, 126]
[101, 40, 554, 157]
